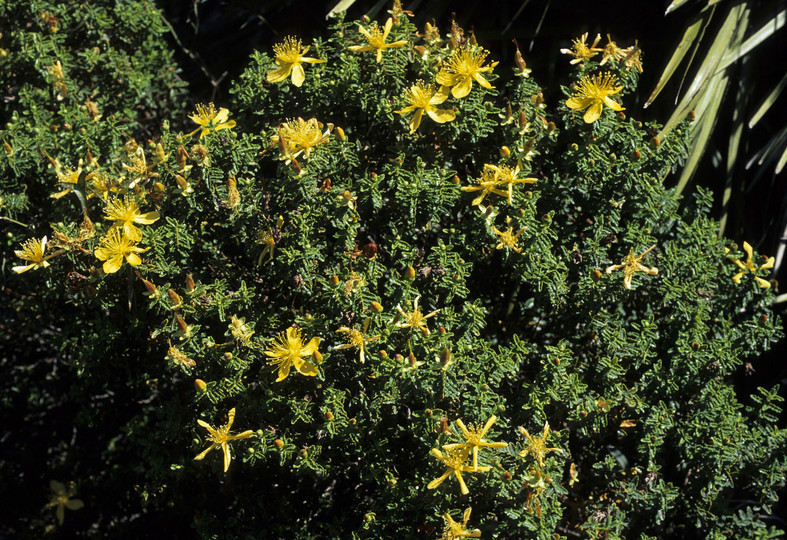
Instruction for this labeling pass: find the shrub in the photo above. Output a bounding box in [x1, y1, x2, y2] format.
[2, 3, 785, 538]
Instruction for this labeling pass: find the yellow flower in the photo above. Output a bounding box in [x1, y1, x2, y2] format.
[436, 46, 498, 99]
[726, 241, 775, 289]
[267, 36, 325, 87]
[265, 326, 321, 382]
[605, 245, 658, 289]
[94, 229, 149, 274]
[270, 117, 332, 163]
[103, 196, 159, 242]
[560, 32, 602, 64]
[440, 507, 481, 539]
[13, 236, 50, 273]
[50, 159, 96, 200]
[518, 422, 563, 468]
[442, 415, 508, 471]
[395, 81, 456, 134]
[194, 408, 254, 473]
[395, 296, 439, 336]
[491, 221, 525, 253]
[46, 480, 84, 525]
[427, 448, 489, 495]
[187, 103, 236, 138]
[566, 73, 625, 124]
[348, 17, 408, 62]
[335, 317, 380, 364]
[463, 162, 536, 206]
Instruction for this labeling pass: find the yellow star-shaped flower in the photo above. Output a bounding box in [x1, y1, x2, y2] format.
[427, 448, 489, 495]
[103, 196, 159, 242]
[94, 229, 150, 274]
[265, 326, 321, 382]
[436, 46, 498, 99]
[442, 415, 508, 471]
[491, 222, 525, 254]
[348, 17, 407, 63]
[270, 117, 332, 163]
[605, 245, 658, 289]
[726, 241, 775, 289]
[395, 81, 456, 134]
[194, 408, 254, 472]
[395, 296, 439, 336]
[440, 507, 481, 539]
[187, 103, 236, 138]
[566, 72, 625, 124]
[518, 421, 563, 468]
[335, 318, 380, 364]
[267, 36, 325, 87]
[13, 236, 50, 274]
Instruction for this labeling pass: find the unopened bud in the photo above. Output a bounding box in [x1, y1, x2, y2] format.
[168, 289, 183, 308]
[176, 145, 189, 168]
[185, 274, 195, 292]
[500, 145, 510, 158]
[312, 350, 323, 363]
[591, 269, 602, 281]
[335, 126, 345, 141]
[325, 411, 334, 420]
[274, 438, 284, 449]
[329, 275, 340, 286]
[440, 348, 451, 363]
[156, 143, 166, 162]
[194, 379, 207, 392]
[403, 266, 416, 281]
[141, 278, 157, 296]
[370, 301, 383, 312]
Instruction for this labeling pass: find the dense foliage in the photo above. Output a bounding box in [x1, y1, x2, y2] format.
[1, 2, 784, 538]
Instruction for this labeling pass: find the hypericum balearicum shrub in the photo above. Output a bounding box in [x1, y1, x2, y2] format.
[2, 2, 785, 538]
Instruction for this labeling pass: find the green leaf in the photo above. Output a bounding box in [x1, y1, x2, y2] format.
[749, 72, 787, 128]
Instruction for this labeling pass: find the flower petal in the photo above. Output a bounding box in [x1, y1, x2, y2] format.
[583, 102, 603, 123]
[427, 108, 456, 124]
[103, 255, 124, 274]
[267, 65, 292, 83]
[294, 358, 318, 377]
[291, 64, 306, 87]
[451, 77, 472, 99]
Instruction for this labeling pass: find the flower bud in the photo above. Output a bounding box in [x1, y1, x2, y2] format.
[168, 289, 183, 309]
[500, 145, 511, 158]
[335, 126, 345, 141]
[185, 274, 195, 292]
[274, 438, 284, 449]
[312, 350, 323, 363]
[403, 266, 416, 281]
[370, 301, 383, 312]
[194, 379, 207, 392]
[329, 275, 340, 286]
